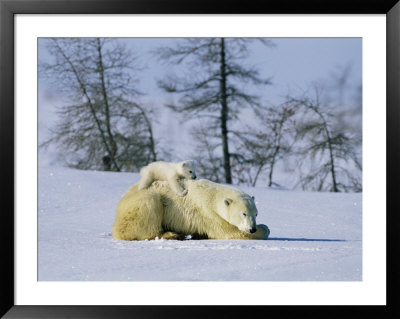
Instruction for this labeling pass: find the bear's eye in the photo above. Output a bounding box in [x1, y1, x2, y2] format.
[242, 213, 247, 217]
[189, 170, 192, 173]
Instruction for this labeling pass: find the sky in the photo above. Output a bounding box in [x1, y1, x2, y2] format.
[96, 37, 362, 103]
[38, 37, 362, 165]
[39, 37, 362, 103]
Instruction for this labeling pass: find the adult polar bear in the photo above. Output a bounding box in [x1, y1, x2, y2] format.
[112, 178, 270, 240]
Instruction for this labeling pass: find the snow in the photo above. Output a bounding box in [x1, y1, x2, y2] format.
[38, 166, 362, 281]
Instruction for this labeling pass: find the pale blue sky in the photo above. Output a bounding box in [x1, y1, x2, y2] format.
[39, 37, 362, 105]
[112, 37, 362, 104]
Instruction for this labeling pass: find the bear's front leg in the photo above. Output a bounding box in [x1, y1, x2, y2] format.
[250, 224, 270, 240]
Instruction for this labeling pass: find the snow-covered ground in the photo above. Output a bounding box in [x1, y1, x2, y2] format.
[38, 166, 362, 281]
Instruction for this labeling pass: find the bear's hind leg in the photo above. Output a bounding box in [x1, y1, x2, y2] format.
[112, 191, 164, 240]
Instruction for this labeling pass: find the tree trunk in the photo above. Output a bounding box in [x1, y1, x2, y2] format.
[268, 154, 276, 187]
[268, 143, 280, 187]
[134, 103, 157, 162]
[314, 106, 338, 192]
[322, 121, 338, 192]
[328, 140, 338, 192]
[219, 38, 232, 184]
[252, 163, 265, 187]
[96, 39, 121, 171]
[268, 119, 284, 187]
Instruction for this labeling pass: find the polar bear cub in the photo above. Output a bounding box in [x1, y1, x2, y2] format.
[138, 160, 197, 196]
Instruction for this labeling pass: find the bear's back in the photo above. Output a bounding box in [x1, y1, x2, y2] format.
[150, 180, 229, 236]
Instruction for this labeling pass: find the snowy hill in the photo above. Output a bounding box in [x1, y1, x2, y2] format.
[38, 166, 362, 281]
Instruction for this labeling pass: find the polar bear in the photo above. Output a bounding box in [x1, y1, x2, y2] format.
[138, 160, 197, 196]
[112, 178, 270, 240]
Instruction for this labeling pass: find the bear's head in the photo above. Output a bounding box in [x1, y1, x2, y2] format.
[179, 160, 197, 180]
[217, 194, 258, 234]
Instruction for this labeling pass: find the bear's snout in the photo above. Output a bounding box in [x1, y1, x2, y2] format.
[193, 175, 197, 179]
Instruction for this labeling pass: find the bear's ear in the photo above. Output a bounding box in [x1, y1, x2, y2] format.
[224, 198, 233, 206]
[183, 160, 195, 168]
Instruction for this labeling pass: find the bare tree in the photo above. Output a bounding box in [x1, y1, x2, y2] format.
[154, 38, 273, 184]
[233, 102, 297, 187]
[290, 86, 362, 192]
[40, 38, 157, 172]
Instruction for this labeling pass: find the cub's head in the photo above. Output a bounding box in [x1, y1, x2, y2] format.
[218, 194, 258, 234]
[179, 160, 197, 180]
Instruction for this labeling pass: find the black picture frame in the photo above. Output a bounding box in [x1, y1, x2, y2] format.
[1, 0, 399, 318]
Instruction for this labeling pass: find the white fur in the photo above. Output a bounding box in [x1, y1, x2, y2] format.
[138, 160, 197, 196]
[112, 178, 270, 241]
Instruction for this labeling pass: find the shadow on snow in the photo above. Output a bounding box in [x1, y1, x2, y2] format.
[268, 237, 348, 242]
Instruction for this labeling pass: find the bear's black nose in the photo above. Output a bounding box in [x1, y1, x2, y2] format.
[193, 175, 197, 179]
[250, 228, 257, 233]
